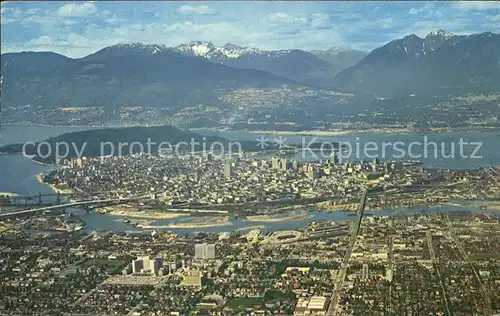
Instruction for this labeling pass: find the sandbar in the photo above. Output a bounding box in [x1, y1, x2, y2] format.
[0, 192, 18, 197]
[139, 216, 231, 229]
[97, 207, 185, 219]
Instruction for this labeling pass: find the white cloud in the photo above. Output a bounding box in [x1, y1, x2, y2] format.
[263, 12, 308, 27]
[408, 4, 441, 17]
[27, 8, 43, 15]
[456, 1, 500, 10]
[409, 6, 429, 15]
[57, 2, 97, 17]
[1, 6, 22, 24]
[487, 15, 500, 22]
[1, 17, 17, 25]
[177, 5, 213, 15]
[267, 12, 291, 21]
[2, 2, 498, 58]
[22, 15, 78, 27]
[1, 14, 347, 58]
[29, 35, 53, 45]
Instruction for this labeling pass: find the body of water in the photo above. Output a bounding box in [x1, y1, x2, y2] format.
[1, 125, 498, 234]
[198, 129, 500, 169]
[69, 203, 496, 236]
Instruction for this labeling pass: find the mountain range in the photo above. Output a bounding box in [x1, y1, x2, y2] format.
[1, 30, 499, 111]
[172, 41, 347, 87]
[1, 46, 298, 109]
[335, 30, 500, 96]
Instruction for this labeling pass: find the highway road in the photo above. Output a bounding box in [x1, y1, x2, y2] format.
[326, 189, 368, 316]
[426, 231, 451, 316]
[444, 214, 493, 315]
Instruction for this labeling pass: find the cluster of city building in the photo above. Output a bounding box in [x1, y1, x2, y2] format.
[43, 153, 499, 217]
[0, 209, 498, 315]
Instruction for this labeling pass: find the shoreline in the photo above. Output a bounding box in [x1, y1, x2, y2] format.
[35, 173, 55, 192]
[3, 123, 127, 128]
[139, 216, 232, 229]
[5, 123, 497, 137]
[97, 207, 186, 220]
[0, 192, 18, 197]
[35, 173, 74, 194]
[245, 127, 495, 136]
[30, 157, 56, 167]
[139, 222, 233, 229]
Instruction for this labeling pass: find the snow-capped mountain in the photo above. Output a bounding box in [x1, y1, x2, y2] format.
[173, 41, 262, 60]
[82, 41, 353, 87]
[2, 43, 298, 110]
[173, 41, 314, 61]
[97, 43, 168, 54]
[172, 41, 342, 87]
[378, 30, 473, 60]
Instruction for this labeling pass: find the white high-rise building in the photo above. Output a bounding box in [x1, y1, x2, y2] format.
[142, 256, 152, 272]
[132, 256, 163, 275]
[195, 244, 205, 259]
[194, 243, 216, 260]
[362, 263, 369, 280]
[206, 244, 215, 259]
[224, 162, 232, 177]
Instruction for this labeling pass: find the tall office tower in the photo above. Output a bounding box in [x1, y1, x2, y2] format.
[195, 243, 205, 260]
[132, 258, 144, 274]
[132, 256, 156, 274]
[271, 157, 280, 169]
[329, 152, 338, 165]
[153, 257, 163, 275]
[194, 243, 216, 260]
[261, 160, 268, 168]
[206, 244, 216, 259]
[362, 263, 369, 280]
[281, 158, 288, 171]
[204, 153, 213, 162]
[224, 162, 232, 177]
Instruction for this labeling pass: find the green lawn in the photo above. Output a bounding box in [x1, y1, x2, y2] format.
[225, 297, 264, 310]
[81, 258, 127, 273]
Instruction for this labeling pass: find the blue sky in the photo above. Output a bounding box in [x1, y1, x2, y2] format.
[1, 1, 499, 58]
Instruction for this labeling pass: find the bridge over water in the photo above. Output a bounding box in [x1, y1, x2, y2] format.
[0, 191, 120, 207]
[0, 196, 150, 219]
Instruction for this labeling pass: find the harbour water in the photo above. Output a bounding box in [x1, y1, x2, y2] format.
[67, 203, 498, 236]
[1, 125, 499, 235]
[198, 129, 500, 169]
